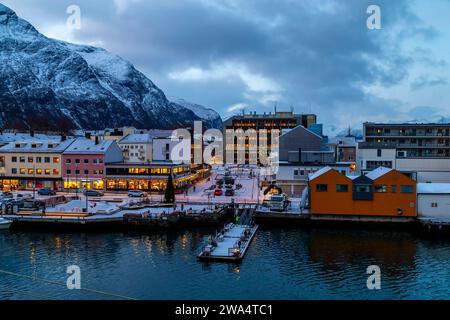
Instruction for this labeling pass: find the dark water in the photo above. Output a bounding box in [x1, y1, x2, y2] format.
[1, 227, 450, 300]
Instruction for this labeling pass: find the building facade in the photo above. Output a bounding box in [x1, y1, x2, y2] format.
[223, 111, 317, 164]
[360, 123, 450, 182]
[309, 167, 416, 219]
[105, 162, 194, 192]
[0, 137, 75, 190]
[62, 138, 123, 191]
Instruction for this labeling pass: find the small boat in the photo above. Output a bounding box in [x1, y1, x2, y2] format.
[0, 217, 12, 230]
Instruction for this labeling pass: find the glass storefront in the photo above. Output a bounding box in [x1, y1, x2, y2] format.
[64, 179, 104, 190]
[105, 179, 169, 191]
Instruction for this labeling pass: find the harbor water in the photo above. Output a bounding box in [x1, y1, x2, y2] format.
[1, 227, 450, 300]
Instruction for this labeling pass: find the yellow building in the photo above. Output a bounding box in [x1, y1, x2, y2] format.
[0, 138, 75, 190]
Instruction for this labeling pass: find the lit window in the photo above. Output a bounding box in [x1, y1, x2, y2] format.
[53, 157, 60, 163]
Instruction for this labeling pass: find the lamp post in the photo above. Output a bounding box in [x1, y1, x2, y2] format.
[75, 163, 79, 199]
[32, 165, 36, 199]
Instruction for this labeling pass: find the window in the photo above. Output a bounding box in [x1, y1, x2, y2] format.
[75, 159, 80, 164]
[20, 168, 26, 174]
[11, 157, 17, 162]
[84, 170, 89, 175]
[336, 184, 348, 192]
[377, 149, 382, 157]
[401, 185, 414, 193]
[391, 185, 397, 193]
[431, 203, 438, 208]
[36, 169, 42, 175]
[316, 184, 328, 192]
[11, 168, 17, 174]
[28, 169, 34, 175]
[374, 185, 387, 193]
[66, 159, 71, 164]
[45, 169, 51, 175]
[53, 169, 60, 175]
[19, 156, 25, 163]
[36, 157, 42, 163]
[75, 170, 80, 175]
[84, 159, 89, 164]
[294, 170, 299, 176]
[66, 170, 71, 175]
[28, 157, 33, 163]
[53, 157, 59, 163]
[44, 157, 50, 163]
[355, 185, 371, 193]
[98, 159, 103, 164]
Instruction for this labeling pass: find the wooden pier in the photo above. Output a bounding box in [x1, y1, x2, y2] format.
[197, 223, 258, 262]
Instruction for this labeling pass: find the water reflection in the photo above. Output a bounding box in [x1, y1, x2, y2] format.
[1, 227, 449, 300]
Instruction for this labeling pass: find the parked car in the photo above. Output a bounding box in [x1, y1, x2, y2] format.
[214, 188, 223, 196]
[0, 191, 14, 199]
[225, 189, 235, 197]
[83, 190, 104, 197]
[16, 193, 33, 200]
[174, 189, 184, 195]
[128, 190, 146, 198]
[37, 188, 56, 196]
[22, 199, 45, 210]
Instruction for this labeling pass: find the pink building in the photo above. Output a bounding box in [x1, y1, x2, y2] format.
[62, 138, 123, 190]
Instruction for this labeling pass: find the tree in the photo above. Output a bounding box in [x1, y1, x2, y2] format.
[164, 173, 175, 204]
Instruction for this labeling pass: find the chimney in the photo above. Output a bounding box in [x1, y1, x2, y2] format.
[298, 148, 302, 163]
[85, 132, 91, 140]
[30, 130, 35, 138]
[61, 135, 67, 142]
[95, 136, 99, 145]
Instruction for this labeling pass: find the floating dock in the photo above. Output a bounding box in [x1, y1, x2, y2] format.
[197, 222, 258, 262]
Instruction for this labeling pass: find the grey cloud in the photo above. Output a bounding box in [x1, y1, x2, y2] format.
[2, 0, 447, 132]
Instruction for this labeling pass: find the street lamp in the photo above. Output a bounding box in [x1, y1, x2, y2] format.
[75, 163, 79, 199]
[32, 164, 36, 199]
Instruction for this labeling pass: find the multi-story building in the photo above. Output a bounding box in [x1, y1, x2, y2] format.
[327, 136, 357, 163]
[359, 123, 450, 182]
[276, 125, 356, 197]
[223, 110, 317, 164]
[0, 136, 75, 190]
[62, 138, 123, 191]
[118, 134, 153, 163]
[105, 162, 194, 192]
[118, 131, 174, 163]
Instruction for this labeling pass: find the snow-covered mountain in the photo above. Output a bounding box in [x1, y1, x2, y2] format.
[0, 4, 222, 132]
[170, 97, 223, 130]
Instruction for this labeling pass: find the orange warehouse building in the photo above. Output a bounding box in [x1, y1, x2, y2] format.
[309, 167, 416, 218]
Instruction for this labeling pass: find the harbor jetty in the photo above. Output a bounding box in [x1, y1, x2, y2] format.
[197, 205, 258, 262]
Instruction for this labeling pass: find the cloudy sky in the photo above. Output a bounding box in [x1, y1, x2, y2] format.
[3, 0, 450, 133]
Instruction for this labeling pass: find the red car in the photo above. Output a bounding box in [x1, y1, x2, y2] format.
[214, 188, 223, 196]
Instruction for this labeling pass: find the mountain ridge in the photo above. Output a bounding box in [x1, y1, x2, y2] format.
[0, 3, 222, 132]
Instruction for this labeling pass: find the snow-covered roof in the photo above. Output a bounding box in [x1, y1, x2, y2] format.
[63, 138, 114, 154]
[417, 183, 450, 194]
[308, 166, 334, 181]
[366, 167, 393, 180]
[0, 133, 64, 144]
[0, 138, 75, 153]
[119, 134, 153, 144]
